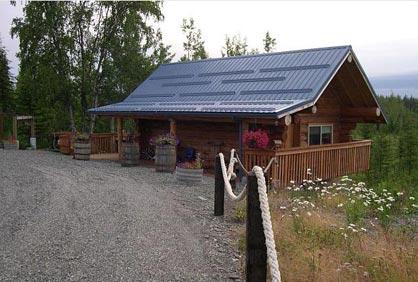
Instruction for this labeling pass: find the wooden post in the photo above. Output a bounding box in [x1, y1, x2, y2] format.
[0, 113, 3, 139]
[169, 118, 176, 137]
[214, 155, 225, 216]
[117, 117, 123, 159]
[30, 118, 35, 138]
[12, 116, 17, 143]
[282, 124, 293, 148]
[110, 117, 115, 133]
[246, 173, 267, 282]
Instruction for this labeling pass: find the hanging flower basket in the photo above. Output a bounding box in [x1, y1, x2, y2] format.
[243, 130, 269, 149]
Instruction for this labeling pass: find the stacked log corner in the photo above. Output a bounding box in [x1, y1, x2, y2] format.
[155, 144, 176, 172]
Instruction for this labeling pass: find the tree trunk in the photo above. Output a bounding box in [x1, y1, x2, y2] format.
[69, 105, 76, 132]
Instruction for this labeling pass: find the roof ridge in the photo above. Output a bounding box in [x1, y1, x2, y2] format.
[161, 45, 352, 67]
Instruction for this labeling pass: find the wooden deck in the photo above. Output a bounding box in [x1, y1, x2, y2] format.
[243, 140, 372, 186]
[90, 153, 119, 161]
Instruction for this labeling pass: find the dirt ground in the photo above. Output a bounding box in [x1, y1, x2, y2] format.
[0, 150, 242, 281]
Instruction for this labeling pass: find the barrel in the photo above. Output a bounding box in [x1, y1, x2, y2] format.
[121, 142, 140, 167]
[74, 142, 91, 160]
[155, 144, 176, 172]
[175, 167, 203, 184]
[3, 142, 18, 150]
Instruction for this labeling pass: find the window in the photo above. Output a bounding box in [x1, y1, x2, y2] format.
[308, 125, 333, 145]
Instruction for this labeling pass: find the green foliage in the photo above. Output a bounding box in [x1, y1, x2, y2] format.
[11, 1, 173, 142]
[234, 201, 247, 222]
[0, 39, 14, 114]
[153, 133, 176, 146]
[221, 35, 249, 57]
[74, 132, 90, 142]
[180, 18, 208, 61]
[353, 94, 418, 215]
[263, 31, 277, 53]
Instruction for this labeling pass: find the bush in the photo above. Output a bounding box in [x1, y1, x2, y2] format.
[151, 133, 177, 146]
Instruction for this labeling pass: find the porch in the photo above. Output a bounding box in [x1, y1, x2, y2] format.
[243, 140, 372, 187]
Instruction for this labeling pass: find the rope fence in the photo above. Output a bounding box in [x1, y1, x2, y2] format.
[214, 149, 281, 282]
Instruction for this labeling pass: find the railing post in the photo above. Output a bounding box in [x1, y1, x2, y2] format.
[246, 173, 267, 282]
[214, 155, 224, 216]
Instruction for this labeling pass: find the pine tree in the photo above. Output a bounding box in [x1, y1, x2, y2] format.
[0, 39, 14, 114]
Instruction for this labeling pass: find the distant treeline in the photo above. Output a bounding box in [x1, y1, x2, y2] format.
[353, 95, 418, 203]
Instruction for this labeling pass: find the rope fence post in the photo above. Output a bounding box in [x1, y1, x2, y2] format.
[246, 172, 267, 281]
[214, 155, 224, 216]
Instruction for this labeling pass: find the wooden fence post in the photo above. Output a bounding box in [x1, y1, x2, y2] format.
[246, 173, 267, 282]
[214, 155, 224, 216]
[12, 116, 17, 143]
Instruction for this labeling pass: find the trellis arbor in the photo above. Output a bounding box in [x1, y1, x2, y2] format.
[0, 113, 36, 150]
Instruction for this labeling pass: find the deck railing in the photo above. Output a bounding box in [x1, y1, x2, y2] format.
[57, 132, 118, 155]
[243, 140, 372, 187]
[90, 133, 117, 154]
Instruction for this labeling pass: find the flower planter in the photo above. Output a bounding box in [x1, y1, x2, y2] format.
[121, 142, 140, 167]
[155, 144, 176, 172]
[175, 166, 203, 184]
[74, 142, 91, 160]
[2, 141, 18, 150]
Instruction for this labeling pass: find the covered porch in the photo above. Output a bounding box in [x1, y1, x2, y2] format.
[89, 113, 374, 187]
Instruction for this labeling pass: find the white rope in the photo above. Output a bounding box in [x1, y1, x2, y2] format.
[263, 157, 277, 174]
[218, 149, 281, 281]
[219, 151, 247, 201]
[234, 153, 250, 175]
[253, 166, 282, 282]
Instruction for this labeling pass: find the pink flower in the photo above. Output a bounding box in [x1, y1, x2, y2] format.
[243, 130, 269, 149]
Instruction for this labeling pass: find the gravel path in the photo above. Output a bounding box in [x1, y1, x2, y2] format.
[0, 150, 242, 281]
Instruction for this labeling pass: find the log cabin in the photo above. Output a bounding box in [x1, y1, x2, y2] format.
[89, 45, 386, 186]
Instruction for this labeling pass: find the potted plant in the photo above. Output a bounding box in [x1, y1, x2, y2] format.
[73, 133, 91, 160]
[152, 133, 177, 172]
[243, 129, 269, 149]
[121, 134, 140, 167]
[175, 153, 204, 184]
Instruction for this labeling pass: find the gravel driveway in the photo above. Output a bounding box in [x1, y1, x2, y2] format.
[0, 150, 241, 281]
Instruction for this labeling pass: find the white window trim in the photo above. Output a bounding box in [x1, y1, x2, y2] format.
[308, 124, 334, 145]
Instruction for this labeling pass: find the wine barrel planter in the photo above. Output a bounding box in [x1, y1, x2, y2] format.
[74, 142, 91, 160]
[175, 167, 203, 184]
[121, 142, 140, 167]
[155, 144, 176, 172]
[3, 142, 18, 150]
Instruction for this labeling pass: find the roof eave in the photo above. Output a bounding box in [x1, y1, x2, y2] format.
[87, 109, 280, 119]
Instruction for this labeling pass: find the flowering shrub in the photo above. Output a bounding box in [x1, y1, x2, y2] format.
[277, 169, 418, 235]
[243, 130, 269, 149]
[74, 133, 90, 143]
[150, 133, 177, 146]
[177, 153, 203, 169]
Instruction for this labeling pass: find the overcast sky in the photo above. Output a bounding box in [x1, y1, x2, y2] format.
[1, 1, 418, 78]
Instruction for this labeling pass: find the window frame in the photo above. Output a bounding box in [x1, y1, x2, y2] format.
[308, 124, 334, 145]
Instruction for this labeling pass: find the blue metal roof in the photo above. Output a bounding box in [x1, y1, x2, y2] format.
[89, 45, 352, 117]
